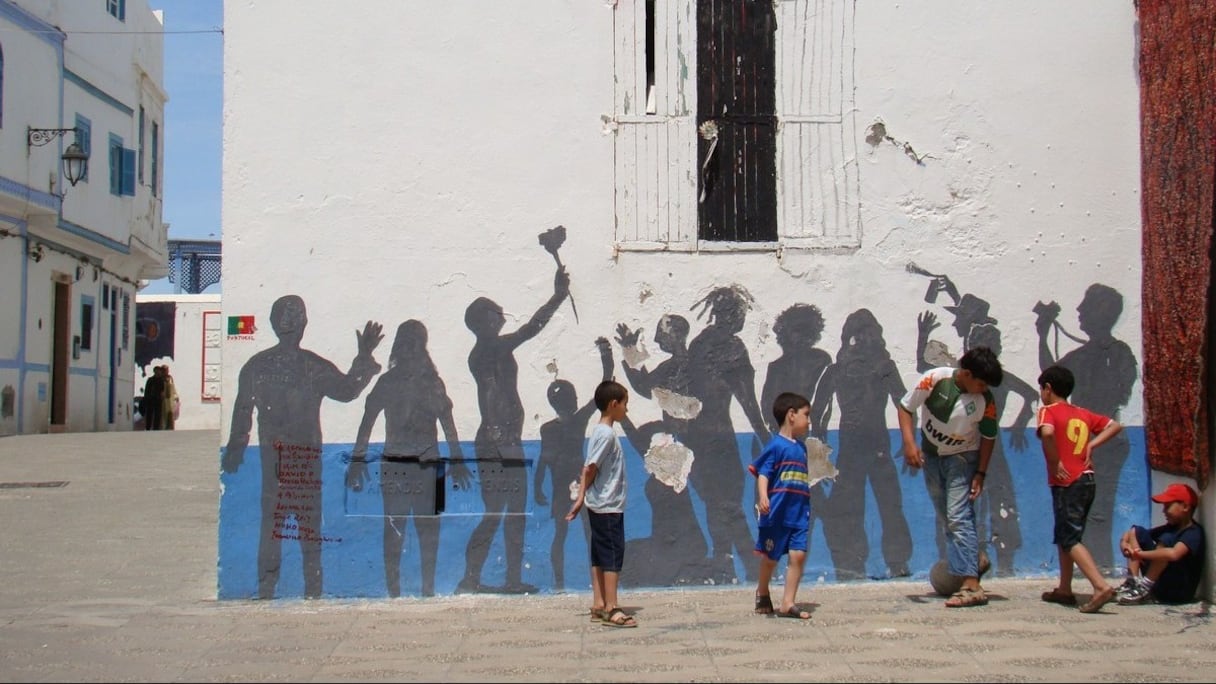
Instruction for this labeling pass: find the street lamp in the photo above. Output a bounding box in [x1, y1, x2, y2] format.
[27, 127, 90, 187]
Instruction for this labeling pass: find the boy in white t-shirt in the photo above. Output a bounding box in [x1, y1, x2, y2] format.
[898, 346, 1004, 608]
[567, 380, 635, 627]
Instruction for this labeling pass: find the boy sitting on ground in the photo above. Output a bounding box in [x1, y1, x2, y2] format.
[1116, 483, 1205, 605]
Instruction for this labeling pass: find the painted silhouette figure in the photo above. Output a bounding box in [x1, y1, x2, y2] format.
[616, 315, 698, 440]
[345, 320, 471, 597]
[964, 323, 1035, 575]
[812, 309, 912, 580]
[613, 315, 710, 586]
[916, 279, 1035, 577]
[456, 263, 570, 593]
[223, 295, 383, 599]
[760, 304, 832, 439]
[685, 285, 771, 583]
[1036, 283, 1137, 570]
[760, 305, 832, 504]
[533, 337, 614, 591]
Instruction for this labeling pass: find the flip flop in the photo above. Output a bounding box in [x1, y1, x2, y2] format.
[775, 605, 811, 620]
[600, 607, 638, 628]
[754, 593, 774, 614]
[1041, 588, 1078, 606]
[1079, 586, 1116, 614]
[589, 607, 606, 622]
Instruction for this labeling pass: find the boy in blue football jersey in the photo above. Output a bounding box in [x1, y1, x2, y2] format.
[749, 392, 814, 619]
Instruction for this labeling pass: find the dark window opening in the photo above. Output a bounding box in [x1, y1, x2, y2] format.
[122, 293, 130, 350]
[645, 0, 656, 114]
[80, 300, 94, 351]
[696, 0, 778, 242]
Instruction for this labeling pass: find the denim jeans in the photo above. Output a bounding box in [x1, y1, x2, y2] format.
[924, 449, 980, 578]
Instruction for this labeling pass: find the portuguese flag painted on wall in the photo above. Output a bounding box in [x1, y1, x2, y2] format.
[228, 316, 256, 335]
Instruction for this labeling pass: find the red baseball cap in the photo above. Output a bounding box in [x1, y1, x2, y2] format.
[1151, 483, 1198, 507]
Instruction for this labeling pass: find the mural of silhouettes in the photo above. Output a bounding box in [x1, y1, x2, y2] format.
[613, 316, 710, 586]
[912, 271, 1036, 577]
[222, 295, 384, 599]
[533, 337, 614, 591]
[456, 254, 571, 594]
[685, 285, 771, 583]
[345, 320, 471, 598]
[811, 309, 913, 580]
[1035, 283, 1138, 571]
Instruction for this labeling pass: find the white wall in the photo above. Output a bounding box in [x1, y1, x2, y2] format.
[221, 1, 1158, 598]
[135, 293, 222, 431]
[224, 1, 1141, 444]
[1, 0, 166, 435]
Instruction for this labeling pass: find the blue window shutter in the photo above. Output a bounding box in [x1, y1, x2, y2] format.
[151, 122, 159, 196]
[109, 142, 121, 195]
[74, 114, 91, 181]
[121, 148, 135, 196]
[137, 107, 145, 185]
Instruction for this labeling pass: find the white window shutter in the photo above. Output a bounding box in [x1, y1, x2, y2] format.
[775, 0, 861, 249]
[612, 0, 697, 249]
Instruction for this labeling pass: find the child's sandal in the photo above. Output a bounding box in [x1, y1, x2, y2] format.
[754, 593, 774, 614]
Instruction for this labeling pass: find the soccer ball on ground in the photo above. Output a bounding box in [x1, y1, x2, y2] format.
[929, 552, 991, 597]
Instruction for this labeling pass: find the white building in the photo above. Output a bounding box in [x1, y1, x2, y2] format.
[220, 2, 1209, 601]
[0, 0, 167, 435]
[133, 293, 222, 431]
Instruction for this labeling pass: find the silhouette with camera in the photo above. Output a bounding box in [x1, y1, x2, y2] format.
[908, 265, 1037, 577]
[1035, 284, 1138, 571]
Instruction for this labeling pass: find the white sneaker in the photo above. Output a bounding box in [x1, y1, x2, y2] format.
[1117, 580, 1154, 605]
[1114, 576, 1139, 596]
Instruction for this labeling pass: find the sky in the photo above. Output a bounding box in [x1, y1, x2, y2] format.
[141, 0, 224, 295]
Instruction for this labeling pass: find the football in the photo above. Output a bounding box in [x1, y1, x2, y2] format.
[929, 552, 991, 597]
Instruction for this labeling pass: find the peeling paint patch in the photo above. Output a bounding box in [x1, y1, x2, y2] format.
[804, 436, 838, 487]
[866, 119, 934, 165]
[924, 340, 955, 368]
[643, 433, 694, 493]
[620, 341, 650, 369]
[637, 286, 654, 304]
[652, 388, 702, 420]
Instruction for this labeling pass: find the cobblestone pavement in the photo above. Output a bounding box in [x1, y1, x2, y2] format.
[0, 430, 1211, 682]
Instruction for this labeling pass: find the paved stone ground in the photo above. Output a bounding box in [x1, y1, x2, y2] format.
[0, 430, 1211, 682]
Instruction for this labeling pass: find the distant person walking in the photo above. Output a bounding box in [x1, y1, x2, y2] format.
[160, 366, 179, 430]
[142, 366, 166, 431]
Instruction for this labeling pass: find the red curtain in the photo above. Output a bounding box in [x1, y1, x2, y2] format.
[1139, 0, 1216, 488]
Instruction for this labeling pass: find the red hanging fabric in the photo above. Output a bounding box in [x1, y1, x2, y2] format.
[1138, 0, 1216, 488]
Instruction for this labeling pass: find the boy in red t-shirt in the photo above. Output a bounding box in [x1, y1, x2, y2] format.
[1035, 365, 1124, 613]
